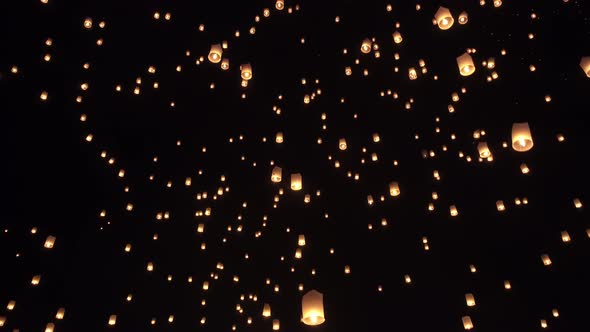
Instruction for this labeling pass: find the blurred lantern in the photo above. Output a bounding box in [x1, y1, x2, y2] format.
[511, 122, 534, 152]
[462, 316, 474, 330]
[392, 31, 403, 44]
[450, 205, 459, 217]
[271, 166, 282, 182]
[44, 235, 56, 249]
[276, 132, 284, 143]
[291, 173, 302, 191]
[477, 142, 491, 158]
[435, 7, 454, 30]
[389, 181, 400, 196]
[108, 315, 117, 326]
[275, 0, 285, 10]
[45, 323, 55, 332]
[496, 200, 506, 211]
[339, 138, 347, 150]
[241, 63, 253, 80]
[573, 198, 582, 208]
[302, 290, 325, 325]
[208, 44, 222, 63]
[272, 319, 280, 330]
[457, 53, 475, 76]
[541, 254, 552, 266]
[458, 11, 468, 24]
[580, 57, 590, 77]
[263, 303, 271, 317]
[298, 234, 306, 246]
[561, 231, 571, 243]
[361, 38, 372, 53]
[465, 293, 476, 307]
[408, 67, 417, 80]
[520, 163, 530, 174]
[221, 58, 229, 70]
[494, 0, 503, 7]
[295, 248, 302, 259]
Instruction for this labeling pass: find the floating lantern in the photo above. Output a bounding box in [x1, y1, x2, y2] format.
[276, 132, 284, 143]
[339, 138, 347, 150]
[302, 290, 325, 325]
[580, 57, 590, 77]
[520, 163, 530, 174]
[298, 234, 306, 246]
[494, 0, 503, 7]
[208, 44, 222, 63]
[477, 142, 491, 158]
[561, 231, 571, 243]
[108, 315, 117, 326]
[435, 7, 454, 30]
[275, 0, 284, 10]
[271, 166, 282, 183]
[291, 173, 302, 191]
[263, 303, 271, 317]
[361, 38, 372, 53]
[465, 293, 476, 307]
[457, 53, 475, 76]
[573, 198, 582, 208]
[462, 316, 474, 330]
[272, 319, 280, 330]
[389, 181, 400, 196]
[541, 254, 552, 266]
[44, 235, 56, 249]
[450, 205, 459, 217]
[496, 200, 506, 211]
[392, 31, 403, 44]
[408, 67, 417, 80]
[240, 63, 253, 80]
[458, 11, 468, 24]
[511, 122, 534, 152]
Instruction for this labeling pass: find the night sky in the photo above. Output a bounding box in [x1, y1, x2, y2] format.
[2, 0, 590, 331]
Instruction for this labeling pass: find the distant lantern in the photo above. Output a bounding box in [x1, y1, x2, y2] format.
[298, 234, 306, 246]
[221, 58, 229, 70]
[361, 38, 372, 53]
[338, 138, 347, 150]
[450, 205, 459, 217]
[580, 57, 590, 77]
[389, 181, 400, 196]
[494, 0, 503, 7]
[45, 323, 55, 332]
[496, 200, 506, 211]
[271, 166, 282, 183]
[301, 290, 325, 326]
[458, 11, 468, 24]
[435, 7, 454, 30]
[272, 319, 280, 330]
[56, 307, 65, 319]
[276, 132, 284, 143]
[108, 315, 117, 326]
[457, 53, 475, 76]
[345, 66, 352, 76]
[520, 163, 530, 174]
[511, 122, 534, 152]
[263, 303, 271, 317]
[408, 67, 418, 80]
[573, 198, 583, 208]
[295, 248, 302, 259]
[291, 173, 302, 191]
[44, 235, 56, 249]
[477, 142, 491, 158]
[240, 63, 253, 80]
[541, 254, 552, 266]
[373, 133, 380, 142]
[203, 281, 209, 290]
[392, 31, 403, 44]
[465, 293, 476, 307]
[462, 316, 474, 330]
[275, 0, 284, 10]
[561, 231, 571, 243]
[208, 44, 222, 63]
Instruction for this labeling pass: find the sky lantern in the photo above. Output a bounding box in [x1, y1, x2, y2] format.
[263, 303, 271, 317]
[298, 234, 306, 246]
[241, 63, 253, 80]
[44, 235, 56, 249]
[276, 132, 284, 143]
[108, 315, 117, 326]
[302, 290, 325, 326]
[457, 53, 475, 76]
[338, 138, 347, 150]
[392, 31, 403, 44]
[271, 166, 282, 182]
[291, 173, 302, 191]
[435, 7, 454, 30]
[275, 0, 284, 10]
[208, 44, 222, 63]
[361, 38, 372, 53]
[477, 142, 491, 158]
[458, 11, 468, 24]
[389, 181, 400, 196]
[580, 57, 590, 77]
[462, 316, 474, 330]
[465, 293, 476, 307]
[511, 122, 534, 152]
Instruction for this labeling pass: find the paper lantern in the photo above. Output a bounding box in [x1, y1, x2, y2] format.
[7, 301, 15, 310]
[561, 231, 571, 243]
[45, 323, 55, 332]
[361, 38, 372, 53]
[465, 293, 476, 307]
[435, 7, 454, 30]
[580, 57, 590, 77]
[338, 138, 347, 150]
[392, 31, 403, 44]
[295, 248, 302, 259]
[477, 142, 491, 158]
[275, 0, 285, 10]
[504, 280, 512, 289]
[494, 0, 503, 7]
[197, 223, 205, 233]
[291, 173, 302, 191]
[272, 319, 280, 330]
[511, 122, 534, 152]
[263, 303, 271, 317]
[372, 133, 380, 142]
[496, 200, 506, 211]
[458, 11, 468, 24]
[541, 254, 552, 266]
[520, 163, 530, 174]
[573, 198, 582, 208]
[208, 44, 222, 63]
[301, 290, 325, 326]
[298, 234, 306, 246]
[56, 307, 65, 319]
[0, 316, 5, 327]
[408, 67, 417, 80]
[147, 262, 154, 271]
[450, 205, 458, 217]
[240, 63, 253, 80]
[271, 166, 282, 182]
[108, 315, 117, 326]
[276, 132, 284, 143]
[462, 316, 474, 330]
[541, 319, 548, 328]
[389, 181, 400, 196]
[221, 58, 229, 70]
[31, 275, 41, 285]
[44, 235, 56, 249]
[457, 53, 475, 76]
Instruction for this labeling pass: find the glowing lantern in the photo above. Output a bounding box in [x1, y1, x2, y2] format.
[291, 173, 302, 191]
[203, 281, 209, 290]
[272, 319, 280, 330]
[295, 248, 302, 259]
[541, 254, 552, 266]
[450, 205, 459, 217]
[462, 316, 474, 330]
[0, 316, 5, 327]
[465, 293, 476, 307]
[496, 200, 506, 211]
[31, 275, 41, 285]
[276, 132, 284, 143]
[504, 280, 512, 289]
[373, 133, 380, 142]
[573, 198, 582, 208]
[7, 301, 15, 310]
[275, 0, 284, 10]
[147, 262, 154, 271]
[561, 231, 571, 243]
[511, 122, 534, 152]
[392, 31, 403, 44]
[221, 58, 229, 70]
[580, 57, 590, 77]
[361, 38, 372, 53]
[271, 166, 282, 183]
[108, 315, 117, 326]
[477, 142, 491, 158]
[197, 223, 205, 233]
[298, 235, 306, 246]
[263, 303, 271, 317]
[458, 11, 468, 24]
[408, 67, 417, 80]
[301, 290, 325, 326]
[208, 44, 222, 63]
[45, 323, 55, 332]
[520, 163, 530, 174]
[339, 138, 347, 150]
[494, 0, 503, 7]
[240, 63, 253, 80]
[44, 235, 56, 249]
[389, 182, 400, 196]
[435, 7, 454, 30]
[56, 307, 65, 319]
[457, 53, 475, 76]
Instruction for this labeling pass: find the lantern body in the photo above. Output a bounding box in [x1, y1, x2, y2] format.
[389, 181, 400, 196]
[276, 132, 284, 143]
[458, 11, 468, 24]
[392, 31, 403, 44]
[108, 315, 117, 326]
[580, 57, 590, 77]
[291, 173, 302, 191]
[477, 142, 491, 158]
[272, 319, 280, 330]
[496, 200, 505, 211]
[465, 293, 476, 307]
[361, 38, 372, 53]
[298, 234, 306, 246]
[338, 138, 347, 150]
[44, 235, 56, 248]
[262, 303, 271, 317]
[450, 205, 458, 217]
[208, 44, 222, 63]
[462, 316, 474, 330]
[241, 63, 253, 80]
[221, 58, 229, 70]
[511, 122, 534, 152]
[271, 166, 282, 183]
[408, 67, 417, 80]
[275, 0, 284, 10]
[301, 290, 325, 325]
[435, 7, 454, 30]
[457, 53, 475, 76]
